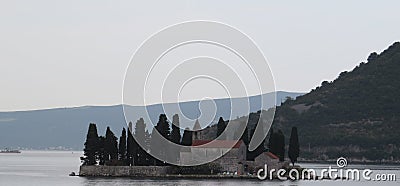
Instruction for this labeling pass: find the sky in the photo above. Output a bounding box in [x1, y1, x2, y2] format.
[1, 0, 400, 111]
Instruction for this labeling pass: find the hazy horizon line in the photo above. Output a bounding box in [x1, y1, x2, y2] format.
[0, 90, 304, 113]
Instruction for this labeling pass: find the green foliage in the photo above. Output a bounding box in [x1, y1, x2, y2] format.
[98, 136, 106, 165]
[170, 114, 181, 144]
[118, 128, 127, 164]
[241, 127, 249, 145]
[149, 114, 171, 166]
[268, 128, 277, 154]
[134, 118, 148, 166]
[288, 127, 299, 165]
[266, 128, 285, 161]
[216, 117, 226, 139]
[82, 123, 99, 165]
[157, 114, 170, 139]
[169, 114, 182, 164]
[105, 127, 118, 162]
[181, 128, 192, 146]
[273, 42, 400, 161]
[247, 116, 266, 160]
[134, 118, 146, 145]
[276, 130, 285, 162]
[126, 127, 137, 166]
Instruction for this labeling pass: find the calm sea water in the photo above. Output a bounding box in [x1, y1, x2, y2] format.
[0, 151, 399, 186]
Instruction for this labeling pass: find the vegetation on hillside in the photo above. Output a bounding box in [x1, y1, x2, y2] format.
[272, 42, 400, 161]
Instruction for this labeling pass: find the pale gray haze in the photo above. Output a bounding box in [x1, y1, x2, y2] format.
[1, 0, 400, 111]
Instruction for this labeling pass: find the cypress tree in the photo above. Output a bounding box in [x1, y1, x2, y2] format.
[118, 128, 127, 163]
[181, 127, 193, 146]
[169, 114, 181, 163]
[144, 130, 151, 149]
[170, 114, 181, 144]
[288, 127, 300, 166]
[277, 129, 285, 162]
[149, 126, 162, 165]
[82, 123, 99, 165]
[98, 136, 106, 165]
[105, 127, 118, 162]
[247, 127, 266, 160]
[135, 118, 146, 146]
[157, 114, 170, 139]
[242, 127, 249, 145]
[156, 114, 170, 165]
[144, 129, 151, 165]
[128, 121, 133, 134]
[267, 128, 275, 152]
[126, 128, 137, 166]
[216, 117, 226, 139]
[135, 118, 147, 165]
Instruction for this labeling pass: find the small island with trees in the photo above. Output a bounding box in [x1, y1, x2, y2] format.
[79, 112, 301, 179]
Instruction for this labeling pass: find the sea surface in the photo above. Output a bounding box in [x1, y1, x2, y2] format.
[0, 151, 399, 186]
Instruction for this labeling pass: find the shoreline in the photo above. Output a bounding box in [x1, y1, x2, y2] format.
[77, 174, 259, 180]
[76, 173, 347, 181]
[299, 160, 400, 166]
[78, 165, 348, 180]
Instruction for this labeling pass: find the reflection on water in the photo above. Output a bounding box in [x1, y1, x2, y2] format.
[0, 151, 399, 186]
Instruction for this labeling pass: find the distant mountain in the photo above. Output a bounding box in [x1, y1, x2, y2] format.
[272, 42, 400, 162]
[0, 91, 302, 150]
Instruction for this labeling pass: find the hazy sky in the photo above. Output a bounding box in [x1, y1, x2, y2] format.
[1, 0, 399, 111]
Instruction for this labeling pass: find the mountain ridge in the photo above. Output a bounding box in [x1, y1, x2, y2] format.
[0, 91, 303, 150]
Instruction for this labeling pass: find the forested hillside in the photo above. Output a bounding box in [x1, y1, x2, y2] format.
[272, 42, 400, 162]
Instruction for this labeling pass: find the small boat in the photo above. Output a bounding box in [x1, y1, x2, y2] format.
[0, 149, 21, 153]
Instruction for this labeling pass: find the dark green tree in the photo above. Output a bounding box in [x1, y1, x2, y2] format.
[242, 127, 249, 145]
[267, 128, 275, 152]
[105, 127, 118, 162]
[98, 136, 106, 165]
[153, 114, 171, 165]
[134, 118, 147, 165]
[216, 117, 226, 138]
[181, 127, 193, 146]
[169, 114, 181, 164]
[234, 123, 249, 145]
[144, 130, 151, 150]
[247, 126, 266, 160]
[118, 128, 127, 164]
[288, 127, 300, 166]
[157, 114, 170, 139]
[277, 129, 285, 162]
[149, 126, 163, 165]
[170, 114, 181, 144]
[134, 118, 146, 146]
[82, 123, 99, 165]
[367, 52, 378, 62]
[126, 127, 137, 166]
[128, 121, 133, 134]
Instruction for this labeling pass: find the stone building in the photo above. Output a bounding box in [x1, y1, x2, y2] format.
[253, 152, 280, 171]
[180, 139, 247, 173]
[180, 119, 282, 174]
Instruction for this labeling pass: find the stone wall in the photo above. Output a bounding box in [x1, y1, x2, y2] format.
[79, 166, 169, 177]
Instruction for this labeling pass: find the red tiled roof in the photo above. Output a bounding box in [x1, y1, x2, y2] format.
[265, 152, 279, 159]
[192, 140, 243, 148]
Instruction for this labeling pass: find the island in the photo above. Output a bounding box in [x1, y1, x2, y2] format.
[79, 113, 301, 179]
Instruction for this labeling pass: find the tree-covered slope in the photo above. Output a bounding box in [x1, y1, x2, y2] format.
[272, 42, 400, 161]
